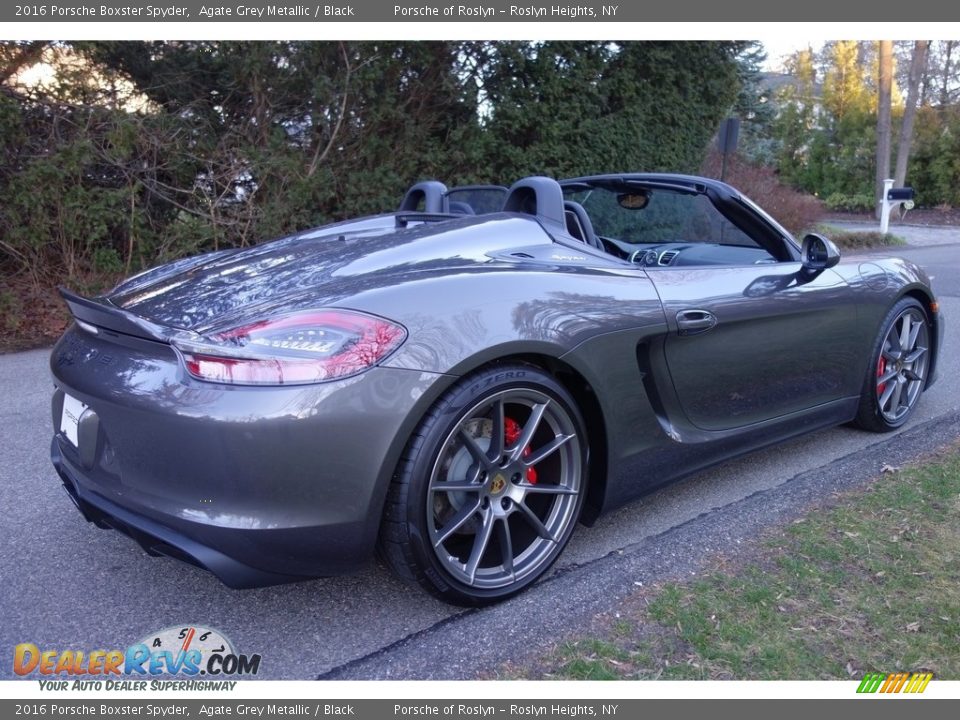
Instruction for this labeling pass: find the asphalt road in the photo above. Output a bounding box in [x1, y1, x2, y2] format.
[2, 242, 959, 680]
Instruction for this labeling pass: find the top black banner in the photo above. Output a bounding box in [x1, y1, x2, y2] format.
[5, 0, 960, 22]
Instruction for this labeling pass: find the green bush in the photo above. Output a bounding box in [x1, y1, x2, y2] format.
[0, 289, 22, 332]
[823, 193, 875, 212]
[92, 247, 123, 274]
[1, 40, 746, 285]
[815, 225, 907, 250]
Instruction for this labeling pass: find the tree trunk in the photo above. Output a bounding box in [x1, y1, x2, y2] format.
[941, 41, 955, 107]
[876, 41, 893, 219]
[894, 41, 929, 188]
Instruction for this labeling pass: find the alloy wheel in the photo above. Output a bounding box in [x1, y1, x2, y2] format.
[876, 307, 929, 423]
[426, 389, 582, 590]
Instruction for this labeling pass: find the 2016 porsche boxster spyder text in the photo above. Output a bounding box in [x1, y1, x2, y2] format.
[50, 174, 942, 605]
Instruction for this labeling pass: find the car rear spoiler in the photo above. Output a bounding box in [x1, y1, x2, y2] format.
[59, 287, 174, 343]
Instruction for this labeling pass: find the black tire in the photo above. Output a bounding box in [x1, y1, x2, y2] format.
[853, 297, 931, 432]
[378, 364, 588, 606]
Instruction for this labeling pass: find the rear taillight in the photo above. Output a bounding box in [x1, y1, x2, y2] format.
[173, 310, 406, 385]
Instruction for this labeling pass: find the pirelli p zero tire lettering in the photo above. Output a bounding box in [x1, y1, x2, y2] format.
[378, 365, 588, 606]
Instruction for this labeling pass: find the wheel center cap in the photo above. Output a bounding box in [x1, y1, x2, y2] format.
[489, 472, 507, 495]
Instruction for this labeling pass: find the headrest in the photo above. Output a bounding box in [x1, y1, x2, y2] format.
[502, 176, 567, 233]
[398, 181, 448, 213]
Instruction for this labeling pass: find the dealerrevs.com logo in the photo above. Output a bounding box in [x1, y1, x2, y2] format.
[14, 626, 260, 689]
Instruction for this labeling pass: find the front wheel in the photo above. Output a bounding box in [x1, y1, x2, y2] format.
[853, 297, 931, 432]
[379, 365, 588, 606]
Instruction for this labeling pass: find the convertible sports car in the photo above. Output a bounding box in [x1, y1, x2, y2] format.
[50, 173, 942, 605]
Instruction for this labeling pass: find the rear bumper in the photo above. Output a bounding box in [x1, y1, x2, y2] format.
[49, 324, 449, 587]
[53, 438, 307, 588]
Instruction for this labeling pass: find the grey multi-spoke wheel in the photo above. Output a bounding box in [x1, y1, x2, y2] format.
[379, 365, 587, 605]
[854, 297, 931, 432]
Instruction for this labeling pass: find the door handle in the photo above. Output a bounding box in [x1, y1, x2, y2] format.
[676, 309, 717, 336]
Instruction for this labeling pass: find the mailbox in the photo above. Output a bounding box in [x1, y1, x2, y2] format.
[880, 179, 915, 234]
[886, 187, 915, 202]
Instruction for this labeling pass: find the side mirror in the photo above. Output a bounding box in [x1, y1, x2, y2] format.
[801, 233, 841, 273]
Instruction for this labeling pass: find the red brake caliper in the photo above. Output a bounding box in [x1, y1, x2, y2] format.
[503, 417, 537, 484]
[877, 355, 887, 396]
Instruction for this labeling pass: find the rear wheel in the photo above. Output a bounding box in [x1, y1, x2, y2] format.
[379, 365, 587, 605]
[853, 297, 930, 432]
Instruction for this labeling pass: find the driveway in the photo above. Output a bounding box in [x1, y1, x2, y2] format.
[824, 219, 960, 247]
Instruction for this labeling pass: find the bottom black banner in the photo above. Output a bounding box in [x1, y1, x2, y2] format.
[1, 700, 957, 720]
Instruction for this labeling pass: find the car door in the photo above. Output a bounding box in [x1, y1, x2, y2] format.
[626, 185, 865, 433]
[568, 179, 863, 433]
[649, 261, 860, 432]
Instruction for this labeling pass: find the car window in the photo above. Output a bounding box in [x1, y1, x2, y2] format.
[565, 186, 761, 250]
[445, 186, 509, 215]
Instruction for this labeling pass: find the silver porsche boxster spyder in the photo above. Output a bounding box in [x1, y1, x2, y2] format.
[50, 174, 942, 605]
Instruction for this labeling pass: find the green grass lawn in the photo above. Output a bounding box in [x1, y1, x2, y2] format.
[514, 442, 960, 681]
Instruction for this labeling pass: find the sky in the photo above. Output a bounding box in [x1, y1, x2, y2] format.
[761, 40, 824, 72]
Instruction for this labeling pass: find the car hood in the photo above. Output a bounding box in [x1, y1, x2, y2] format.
[106, 214, 554, 333]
